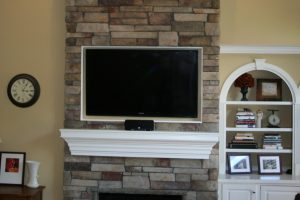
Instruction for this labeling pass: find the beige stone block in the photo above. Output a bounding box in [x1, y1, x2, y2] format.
[91, 164, 125, 172]
[159, 32, 178, 46]
[123, 176, 150, 189]
[111, 31, 157, 39]
[110, 25, 135, 32]
[135, 25, 171, 31]
[172, 22, 204, 32]
[149, 173, 175, 181]
[202, 72, 218, 80]
[71, 179, 98, 187]
[179, 36, 211, 46]
[76, 23, 109, 32]
[174, 14, 207, 22]
[173, 168, 208, 174]
[191, 174, 209, 181]
[143, 167, 173, 173]
[202, 114, 219, 123]
[193, 8, 220, 14]
[171, 159, 202, 168]
[110, 12, 147, 18]
[98, 181, 122, 189]
[111, 38, 137, 46]
[92, 36, 110, 45]
[75, 0, 98, 6]
[205, 23, 219, 36]
[175, 174, 191, 182]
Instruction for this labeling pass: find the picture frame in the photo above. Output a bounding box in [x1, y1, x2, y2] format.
[256, 79, 282, 101]
[0, 152, 26, 185]
[227, 153, 252, 174]
[258, 154, 282, 175]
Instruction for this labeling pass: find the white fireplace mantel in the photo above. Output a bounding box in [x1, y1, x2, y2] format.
[60, 129, 219, 159]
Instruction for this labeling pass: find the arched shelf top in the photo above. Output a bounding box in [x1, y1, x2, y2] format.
[220, 59, 299, 104]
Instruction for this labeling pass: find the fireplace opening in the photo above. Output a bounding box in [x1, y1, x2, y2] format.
[99, 193, 182, 200]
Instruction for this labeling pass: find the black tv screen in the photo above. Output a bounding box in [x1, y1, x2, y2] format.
[82, 46, 202, 121]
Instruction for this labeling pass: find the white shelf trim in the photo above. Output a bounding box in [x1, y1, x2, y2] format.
[225, 148, 292, 154]
[225, 101, 293, 105]
[220, 45, 300, 54]
[226, 127, 292, 132]
[60, 129, 219, 159]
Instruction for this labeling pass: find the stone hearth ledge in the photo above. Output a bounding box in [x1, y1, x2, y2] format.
[60, 129, 219, 159]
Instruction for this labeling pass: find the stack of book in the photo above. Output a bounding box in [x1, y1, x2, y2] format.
[235, 109, 256, 128]
[263, 133, 283, 150]
[229, 133, 258, 149]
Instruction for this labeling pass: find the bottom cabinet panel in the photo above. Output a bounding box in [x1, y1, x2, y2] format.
[222, 184, 258, 200]
[261, 186, 300, 200]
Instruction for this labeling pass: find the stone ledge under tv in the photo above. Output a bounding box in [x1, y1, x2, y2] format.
[60, 129, 218, 159]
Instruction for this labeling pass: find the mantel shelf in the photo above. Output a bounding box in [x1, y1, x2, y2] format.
[60, 129, 219, 159]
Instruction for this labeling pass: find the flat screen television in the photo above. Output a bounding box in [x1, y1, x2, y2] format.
[81, 46, 203, 123]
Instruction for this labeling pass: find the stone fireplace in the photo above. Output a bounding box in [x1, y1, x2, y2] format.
[64, 0, 220, 200]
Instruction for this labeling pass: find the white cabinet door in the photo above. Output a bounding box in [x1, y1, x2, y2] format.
[222, 184, 258, 200]
[261, 186, 300, 200]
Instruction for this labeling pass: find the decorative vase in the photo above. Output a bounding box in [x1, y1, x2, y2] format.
[26, 160, 40, 188]
[240, 86, 249, 101]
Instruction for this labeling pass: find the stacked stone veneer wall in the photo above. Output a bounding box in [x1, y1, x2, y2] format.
[64, 0, 220, 200]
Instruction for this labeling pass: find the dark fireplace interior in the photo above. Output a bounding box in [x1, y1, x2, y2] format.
[99, 193, 182, 200]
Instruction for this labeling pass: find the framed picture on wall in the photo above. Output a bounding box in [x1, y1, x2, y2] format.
[258, 154, 282, 175]
[256, 79, 282, 101]
[0, 152, 26, 185]
[227, 153, 252, 174]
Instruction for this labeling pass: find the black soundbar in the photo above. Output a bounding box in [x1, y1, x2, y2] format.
[124, 120, 154, 131]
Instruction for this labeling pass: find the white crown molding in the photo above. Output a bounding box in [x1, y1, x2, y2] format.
[220, 45, 300, 54]
[60, 129, 219, 159]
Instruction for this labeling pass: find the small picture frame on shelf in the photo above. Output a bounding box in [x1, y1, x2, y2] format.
[0, 152, 26, 185]
[256, 79, 282, 101]
[227, 153, 252, 174]
[258, 154, 282, 175]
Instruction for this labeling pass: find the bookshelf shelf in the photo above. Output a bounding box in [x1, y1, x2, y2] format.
[226, 101, 293, 106]
[226, 127, 292, 132]
[225, 148, 292, 154]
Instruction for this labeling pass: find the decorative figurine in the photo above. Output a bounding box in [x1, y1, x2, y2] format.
[256, 110, 263, 128]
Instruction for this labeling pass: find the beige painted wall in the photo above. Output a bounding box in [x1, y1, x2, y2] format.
[0, 0, 299, 200]
[0, 0, 65, 199]
[220, 0, 300, 86]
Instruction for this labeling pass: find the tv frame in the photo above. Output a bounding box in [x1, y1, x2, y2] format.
[81, 46, 203, 123]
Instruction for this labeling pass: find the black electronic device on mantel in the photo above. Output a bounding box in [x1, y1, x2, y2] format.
[125, 120, 154, 131]
[81, 46, 203, 122]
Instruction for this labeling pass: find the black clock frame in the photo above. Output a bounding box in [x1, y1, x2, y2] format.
[7, 74, 40, 108]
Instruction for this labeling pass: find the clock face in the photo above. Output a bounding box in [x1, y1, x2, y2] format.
[268, 114, 280, 126]
[7, 74, 40, 107]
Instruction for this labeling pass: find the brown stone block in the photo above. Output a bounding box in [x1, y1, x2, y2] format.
[203, 46, 219, 55]
[76, 38, 92, 46]
[196, 192, 217, 200]
[179, 36, 211, 46]
[65, 110, 80, 120]
[110, 25, 135, 31]
[123, 176, 150, 189]
[75, 0, 98, 6]
[121, 18, 148, 25]
[65, 95, 81, 105]
[135, 25, 171, 31]
[151, 181, 190, 190]
[179, 0, 212, 8]
[149, 173, 175, 182]
[92, 36, 110, 45]
[66, 63, 81, 73]
[66, 12, 83, 22]
[66, 46, 81, 53]
[172, 22, 204, 32]
[66, 38, 77, 46]
[208, 14, 219, 23]
[84, 13, 109, 22]
[170, 159, 202, 168]
[191, 180, 217, 191]
[77, 6, 108, 12]
[154, 6, 192, 13]
[111, 31, 157, 38]
[111, 38, 137, 46]
[137, 38, 158, 46]
[179, 32, 204, 36]
[149, 13, 171, 25]
[102, 172, 123, 181]
[202, 114, 219, 123]
[72, 171, 102, 180]
[144, 0, 178, 6]
[203, 59, 219, 67]
[193, 8, 219, 14]
[100, 0, 143, 6]
[66, 23, 77, 33]
[120, 6, 153, 12]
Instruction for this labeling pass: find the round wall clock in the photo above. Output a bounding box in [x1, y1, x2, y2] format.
[7, 74, 40, 108]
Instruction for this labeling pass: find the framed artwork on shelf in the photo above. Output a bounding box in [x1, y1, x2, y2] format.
[256, 79, 282, 101]
[258, 154, 282, 175]
[227, 153, 252, 174]
[0, 152, 26, 185]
